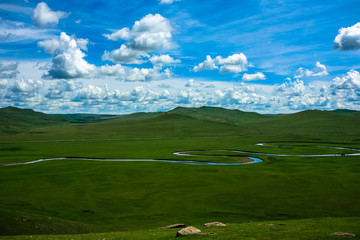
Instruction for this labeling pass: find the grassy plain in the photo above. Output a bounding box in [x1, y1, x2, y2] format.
[0, 106, 359, 238]
[1, 217, 359, 240]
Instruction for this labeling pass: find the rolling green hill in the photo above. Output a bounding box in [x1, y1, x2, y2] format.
[0, 107, 71, 135]
[1, 106, 359, 141]
[0, 106, 359, 238]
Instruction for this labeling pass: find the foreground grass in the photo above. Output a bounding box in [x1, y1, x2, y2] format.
[0, 217, 359, 240]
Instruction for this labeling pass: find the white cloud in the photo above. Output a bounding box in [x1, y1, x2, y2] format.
[38, 33, 88, 54]
[32, 2, 69, 28]
[159, 0, 181, 4]
[242, 72, 266, 81]
[38, 32, 95, 79]
[219, 65, 244, 74]
[149, 55, 181, 65]
[294, 62, 328, 78]
[0, 62, 19, 79]
[1, 72, 360, 113]
[99, 64, 127, 76]
[334, 22, 360, 51]
[193, 53, 248, 73]
[45, 80, 80, 99]
[274, 78, 305, 96]
[102, 14, 173, 64]
[129, 13, 173, 51]
[99, 64, 171, 81]
[11, 79, 43, 93]
[102, 45, 147, 64]
[103, 28, 130, 41]
[331, 70, 360, 90]
[123, 67, 171, 81]
[215, 53, 247, 66]
[4, 78, 43, 102]
[74, 85, 107, 100]
[216, 53, 248, 74]
[193, 55, 218, 72]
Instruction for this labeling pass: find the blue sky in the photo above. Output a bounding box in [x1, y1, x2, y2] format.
[0, 0, 360, 113]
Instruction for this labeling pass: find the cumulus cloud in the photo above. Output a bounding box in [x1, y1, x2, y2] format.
[149, 55, 181, 65]
[331, 70, 360, 90]
[123, 67, 171, 81]
[1, 70, 359, 113]
[46, 80, 80, 99]
[32, 2, 69, 28]
[294, 62, 328, 78]
[271, 79, 332, 110]
[99, 64, 127, 76]
[159, 0, 181, 4]
[103, 28, 131, 41]
[102, 45, 147, 64]
[74, 85, 108, 100]
[99, 64, 171, 81]
[38, 32, 95, 79]
[274, 78, 306, 96]
[4, 78, 43, 101]
[242, 72, 266, 81]
[11, 79, 43, 93]
[102, 14, 173, 64]
[0, 62, 19, 79]
[333, 22, 360, 51]
[193, 55, 218, 72]
[193, 53, 248, 73]
[216, 53, 248, 73]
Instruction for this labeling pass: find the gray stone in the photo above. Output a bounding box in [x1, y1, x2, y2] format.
[176, 226, 201, 236]
[330, 232, 356, 237]
[203, 221, 226, 227]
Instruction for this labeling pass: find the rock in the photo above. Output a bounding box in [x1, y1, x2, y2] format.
[161, 223, 186, 229]
[176, 226, 201, 236]
[203, 221, 226, 227]
[330, 232, 356, 237]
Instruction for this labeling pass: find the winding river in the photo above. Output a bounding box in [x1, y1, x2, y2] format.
[2, 143, 360, 167]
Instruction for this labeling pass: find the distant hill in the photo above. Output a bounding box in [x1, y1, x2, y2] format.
[0, 106, 70, 134]
[168, 106, 267, 124]
[0, 106, 359, 139]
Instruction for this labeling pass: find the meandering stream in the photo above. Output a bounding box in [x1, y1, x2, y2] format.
[2, 142, 360, 167]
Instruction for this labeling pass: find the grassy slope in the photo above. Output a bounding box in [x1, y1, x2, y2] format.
[0, 106, 359, 238]
[1, 106, 359, 141]
[0, 218, 359, 240]
[0, 107, 70, 134]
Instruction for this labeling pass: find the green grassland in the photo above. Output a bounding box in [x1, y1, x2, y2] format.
[0, 106, 359, 239]
[1, 217, 359, 240]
